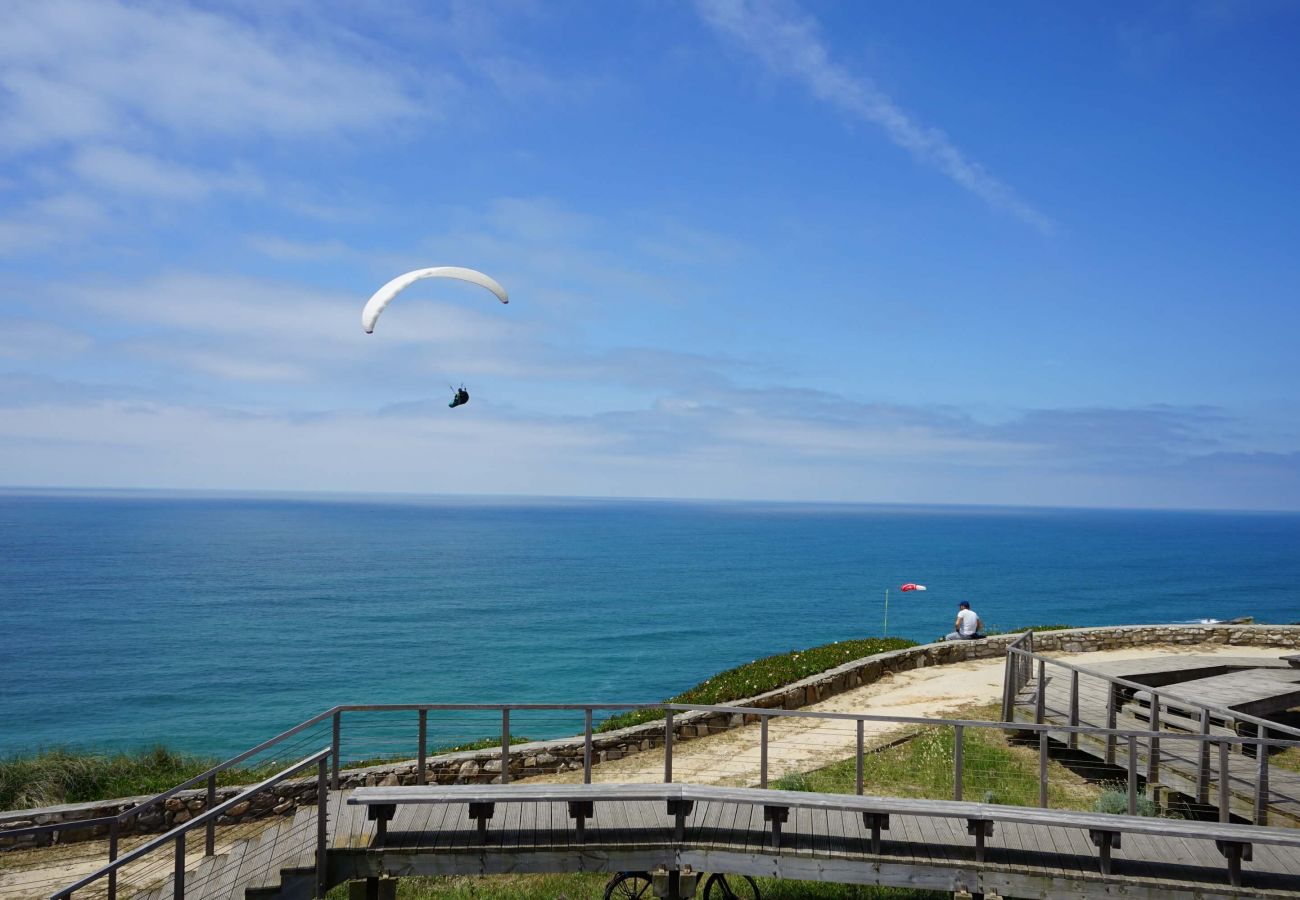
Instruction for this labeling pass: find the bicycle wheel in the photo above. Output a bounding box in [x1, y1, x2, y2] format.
[702, 873, 761, 899]
[605, 871, 654, 899]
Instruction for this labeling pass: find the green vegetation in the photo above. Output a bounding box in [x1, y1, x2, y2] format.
[0, 735, 531, 811]
[597, 637, 916, 733]
[1092, 787, 1160, 817]
[325, 874, 944, 899]
[986, 624, 1073, 635]
[1271, 745, 1300, 773]
[0, 746, 282, 810]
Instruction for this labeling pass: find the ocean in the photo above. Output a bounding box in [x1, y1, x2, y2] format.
[2, 490, 1298, 760]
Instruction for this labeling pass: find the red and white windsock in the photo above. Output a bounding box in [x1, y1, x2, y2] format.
[900, 583, 927, 592]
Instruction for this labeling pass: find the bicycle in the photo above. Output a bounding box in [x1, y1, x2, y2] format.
[604, 869, 761, 899]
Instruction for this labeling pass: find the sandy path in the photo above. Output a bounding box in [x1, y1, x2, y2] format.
[533, 643, 1291, 786]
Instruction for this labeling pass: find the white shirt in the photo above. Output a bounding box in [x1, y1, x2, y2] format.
[956, 608, 979, 636]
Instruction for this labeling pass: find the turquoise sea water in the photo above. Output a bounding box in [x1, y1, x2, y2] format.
[2, 490, 1298, 759]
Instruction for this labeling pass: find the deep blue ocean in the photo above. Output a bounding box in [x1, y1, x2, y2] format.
[2, 490, 1298, 761]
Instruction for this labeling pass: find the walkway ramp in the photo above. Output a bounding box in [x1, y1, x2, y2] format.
[1011, 666, 1300, 825]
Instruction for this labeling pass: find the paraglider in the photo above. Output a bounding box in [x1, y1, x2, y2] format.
[361, 266, 508, 334]
[361, 267, 509, 410]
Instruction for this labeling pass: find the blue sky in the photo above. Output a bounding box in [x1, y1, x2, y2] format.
[3, 0, 1300, 509]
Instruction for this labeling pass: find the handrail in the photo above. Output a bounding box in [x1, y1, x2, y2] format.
[658, 701, 1300, 748]
[0, 702, 663, 839]
[1007, 643, 1300, 739]
[10, 695, 1300, 843]
[52, 747, 332, 900]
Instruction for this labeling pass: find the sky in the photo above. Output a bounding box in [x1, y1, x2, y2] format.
[3, 0, 1300, 510]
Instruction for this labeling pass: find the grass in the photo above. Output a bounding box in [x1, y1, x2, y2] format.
[0, 735, 532, 811]
[597, 636, 917, 733]
[324, 873, 945, 899]
[0, 746, 291, 811]
[773, 702, 1101, 811]
[1271, 744, 1300, 773]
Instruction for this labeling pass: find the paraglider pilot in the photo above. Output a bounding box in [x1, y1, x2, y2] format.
[449, 385, 469, 408]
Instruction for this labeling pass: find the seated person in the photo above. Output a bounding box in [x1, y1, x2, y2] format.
[944, 601, 985, 641]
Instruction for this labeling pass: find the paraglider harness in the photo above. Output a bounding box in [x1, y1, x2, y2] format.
[449, 385, 469, 408]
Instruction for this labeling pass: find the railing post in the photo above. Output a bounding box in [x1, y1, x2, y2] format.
[1001, 653, 1013, 721]
[331, 711, 341, 790]
[1218, 740, 1230, 823]
[108, 817, 119, 900]
[1104, 685, 1117, 765]
[1147, 695, 1161, 785]
[501, 709, 511, 785]
[583, 708, 593, 784]
[1035, 660, 1046, 724]
[1255, 739, 1270, 825]
[173, 833, 185, 900]
[759, 716, 769, 789]
[1198, 709, 1211, 804]
[1127, 735, 1137, 816]
[417, 709, 427, 786]
[1068, 670, 1079, 750]
[855, 719, 864, 795]
[1038, 731, 1049, 808]
[664, 709, 674, 783]
[953, 725, 964, 801]
[317, 756, 328, 899]
[205, 773, 216, 856]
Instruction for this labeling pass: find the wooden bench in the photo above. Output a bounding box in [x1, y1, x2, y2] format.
[349, 783, 1300, 887]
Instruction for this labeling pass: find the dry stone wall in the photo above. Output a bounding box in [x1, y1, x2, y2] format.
[5, 623, 1298, 849]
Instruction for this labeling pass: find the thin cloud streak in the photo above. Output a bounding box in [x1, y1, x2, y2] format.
[696, 0, 1053, 232]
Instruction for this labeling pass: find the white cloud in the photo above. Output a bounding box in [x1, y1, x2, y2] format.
[696, 0, 1052, 232]
[69, 146, 262, 200]
[2, 389, 1297, 509]
[0, 319, 93, 359]
[0, 0, 428, 154]
[0, 191, 107, 255]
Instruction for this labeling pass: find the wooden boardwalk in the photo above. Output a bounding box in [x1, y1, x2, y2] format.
[105, 784, 1300, 900]
[1011, 668, 1300, 826]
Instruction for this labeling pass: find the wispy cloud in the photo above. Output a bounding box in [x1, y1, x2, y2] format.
[2, 373, 1295, 509]
[695, 0, 1052, 232]
[0, 0, 427, 154]
[70, 146, 262, 200]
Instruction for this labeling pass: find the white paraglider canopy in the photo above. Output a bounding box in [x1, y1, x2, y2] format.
[361, 266, 509, 334]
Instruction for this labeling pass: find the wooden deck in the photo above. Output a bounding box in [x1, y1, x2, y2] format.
[328, 785, 1300, 900]
[46, 782, 1300, 900]
[1011, 667, 1300, 825]
[17, 774, 1300, 900]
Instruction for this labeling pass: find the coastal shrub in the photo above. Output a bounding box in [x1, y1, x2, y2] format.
[1092, 786, 1159, 817]
[0, 735, 534, 810]
[596, 636, 916, 733]
[0, 746, 229, 810]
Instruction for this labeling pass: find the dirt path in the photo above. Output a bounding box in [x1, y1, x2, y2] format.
[533, 643, 1290, 786]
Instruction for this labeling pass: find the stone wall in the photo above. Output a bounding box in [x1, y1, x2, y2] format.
[5, 623, 1298, 849]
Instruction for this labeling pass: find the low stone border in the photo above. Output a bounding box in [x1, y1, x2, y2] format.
[5, 623, 1298, 849]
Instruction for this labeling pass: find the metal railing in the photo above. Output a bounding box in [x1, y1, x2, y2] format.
[12, 692, 1300, 896]
[52, 747, 331, 900]
[1005, 631, 1300, 824]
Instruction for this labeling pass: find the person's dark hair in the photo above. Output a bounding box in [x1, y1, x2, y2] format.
[958, 601, 970, 609]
